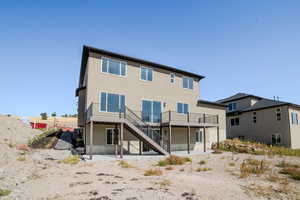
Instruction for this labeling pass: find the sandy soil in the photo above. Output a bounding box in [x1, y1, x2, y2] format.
[1, 115, 300, 200]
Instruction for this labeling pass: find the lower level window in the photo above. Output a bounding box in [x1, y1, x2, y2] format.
[106, 128, 119, 145]
[272, 134, 281, 145]
[196, 130, 203, 143]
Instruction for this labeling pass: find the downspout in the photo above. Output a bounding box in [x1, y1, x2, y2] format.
[287, 105, 292, 148]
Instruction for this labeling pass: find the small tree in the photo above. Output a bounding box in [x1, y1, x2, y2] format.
[51, 112, 57, 117]
[40, 112, 48, 120]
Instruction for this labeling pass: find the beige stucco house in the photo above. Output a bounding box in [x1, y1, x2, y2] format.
[217, 93, 300, 149]
[76, 45, 227, 157]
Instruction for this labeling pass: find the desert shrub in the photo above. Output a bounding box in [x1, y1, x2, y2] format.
[266, 173, 287, 183]
[28, 128, 59, 147]
[216, 139, 300, 157]
[276, 161, 300, 169]
[0, 189, 11, 197]
[17, 156, 26, 161]
[196, 167, 212, 172]
[179, 168, 185, 172]
[240, 159, 268, 178]
[144, 169, 163, 176]
[229, 162, 235, 167]
[118, 160, 133, 168]
[59, 155, 80, 165]
[158, 155, 191, 166]
[279, 168, 300, 180]
[158, 160, 168, 167]
[198, 160, 206, 165]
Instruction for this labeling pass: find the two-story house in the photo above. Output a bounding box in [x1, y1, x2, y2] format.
[76, 46, 227, 157]
[217, 93, 300, 149]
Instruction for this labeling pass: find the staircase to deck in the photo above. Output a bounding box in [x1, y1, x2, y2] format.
[123, 106, 169, 155]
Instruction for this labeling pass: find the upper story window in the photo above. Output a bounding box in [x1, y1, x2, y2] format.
[100, 92, 125, 113]
[231, 117, 239, 126]
[253, 112, 257, 123]
[101, 57, 126, 76]
[183, 77, 193, 90]
[228, 103, 237, 112]
[276, 108, 282, 121]
[140, 66, 153, 81]
[170, 73, 175, 83]
[291, 112, 298, 125]
[177, 103, 189, 114]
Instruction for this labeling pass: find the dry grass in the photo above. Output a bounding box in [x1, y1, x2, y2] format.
[158, 155, 191, 166]
[59, 155, 80, 165]
[198, 160, 206, 165]
[17, 155, 26, 161]
[242, 183, 300, 199]
[276, 161, 300, 168]
[240, 159, 268, 178]
[118, 160, 133, 168]
[156, 179, 171, 188]
[144, 169, 163, 176]
[0, 189, 11, 197]
[165, 166, 174, 171]
[196, 167, 212, 172]
[216, 139, 300, 157]
[279, 168, 300, 180]
[265, 173, 287, 183]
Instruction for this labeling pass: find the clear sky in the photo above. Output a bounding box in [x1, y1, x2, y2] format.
[1, 0, 300, 116]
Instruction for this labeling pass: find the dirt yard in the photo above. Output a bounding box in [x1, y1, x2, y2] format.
[1, 115, 300, 200]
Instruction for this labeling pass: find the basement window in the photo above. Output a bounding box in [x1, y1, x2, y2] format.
[106, 128, 119, 145]
[272, 134, 281, 145]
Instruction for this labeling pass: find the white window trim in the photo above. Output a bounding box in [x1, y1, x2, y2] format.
[276, 108, 282, 121]
[100, 57, 127, 77]
[196, 130, 203, 143]
[272, 134, 281, 145]
[105, 128, 119, 145]
[170, 73, 175, 84]
[228, 102, 237, 112]
[291, 112, 299, 125]
[140, 66, 153, 82]
[140, 99, 162, 123]
[177, 102, 189, 114]
[99, 92, 125, 113]
[182, 76, 193, 90]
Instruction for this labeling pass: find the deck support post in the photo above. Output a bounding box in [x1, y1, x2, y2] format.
[139, 140, 142, 155]
[187, 126, 190, 154]
[115, 124, 118, 157]
[120, 123, 124, 158]
[203, 127, 206, 152]
[168, 124, 172, 154]
[89, 121, 93, 160]
[217, 126, 220, 149]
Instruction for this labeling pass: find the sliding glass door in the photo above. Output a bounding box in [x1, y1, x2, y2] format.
[142, 100, 161, 123]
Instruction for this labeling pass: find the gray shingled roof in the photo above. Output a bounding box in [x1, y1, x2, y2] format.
[218, 93, 300, 113]
[242, 98, 288, 112]
[216, 93, 262, 103]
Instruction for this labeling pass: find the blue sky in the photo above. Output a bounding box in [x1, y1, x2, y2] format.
[0, 0, 300, 116]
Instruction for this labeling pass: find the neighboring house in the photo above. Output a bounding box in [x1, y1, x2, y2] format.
[75, 45, 227, 156]
[217, 93, 300, 149]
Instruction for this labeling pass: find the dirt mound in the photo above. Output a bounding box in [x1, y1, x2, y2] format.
[0, 115, 41, 145]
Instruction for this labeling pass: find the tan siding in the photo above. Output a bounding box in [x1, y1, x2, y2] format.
[289, 107, 300, 149]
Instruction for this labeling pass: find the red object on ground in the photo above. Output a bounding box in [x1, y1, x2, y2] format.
[30, 122, 47, 129]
